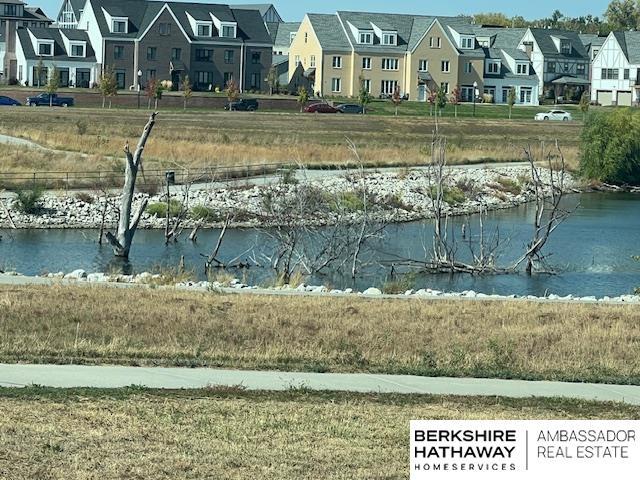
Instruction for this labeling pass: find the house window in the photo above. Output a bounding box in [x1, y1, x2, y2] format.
[310, 55, 316, 67]
[487, 62, 500, 74]
[547, 62, 556, 73]
[252, 52, 261, 64]
[382, 33, 397, 46]
[362, 79, 371, 93]
[362, 57, 371, 69]
[333, 56, 342, 68]
[441, 60, 450, 73]
[304, 32, 308, 43]
[520, 87, 532, 104]
[382, 58, 399, 70]
[418, 59, 428, 72]
[464, 62, 472, 74]
[440, 82, 449, 94]
[115, 70, 126, 89]
[577, 64, 586, 76]
[461, 86, 474, 101]
[221, 25, 236, 38]
[601, 68, 619, 80]
[195, 49, 213, 62]
[112, 20, 127, 33]
[437, 37, 442, 48]
[250, 73, 261, 89]
[289, 32, 296, 44]
[461, 37, 473, 49]
[159, 23, 171, 36]
[502, 88, 510, 103]
[381, 80, 398, 95]
[360, 32, 372, 44]
[331, 77, 341, 92]
[38, 43, 52, 56]
[171, 48, 182, 61]
[197, 24, 211, 36]
[429, 37, 433, 47]
[560, 41, 571, 55]
[196, 71, 213, 86]
[147, 47, 157, 61]
[224, 50, 234, 64]
[295, 55, 301, 66]
[624, 69, 630, 80]
[224, 72, 234, 84]
[516, 63, 528, 75]
[114, 46, 124, 59]
[71, 44, 84, 57]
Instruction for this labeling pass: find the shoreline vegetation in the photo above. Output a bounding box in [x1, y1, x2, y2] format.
[0, 285, 639, 385]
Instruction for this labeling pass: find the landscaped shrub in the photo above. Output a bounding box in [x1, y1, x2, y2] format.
[190, 205, 217, 222]
[146, 200, 182, 217]
[14, 186, 44, 214]
[580, 109, 640, 185]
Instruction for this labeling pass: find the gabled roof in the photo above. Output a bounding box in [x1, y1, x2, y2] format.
[233, 4, 280, 21]
[16, 27, 96, 62]
[612, 31, 640, 64]
[473, 27, 527, 50]
[267, 21, 300, 47]
[306, 13, 350, 51]
[229, 7, 272, 43]
[527, 28, 589, 59]
[579, 33, 606, 49]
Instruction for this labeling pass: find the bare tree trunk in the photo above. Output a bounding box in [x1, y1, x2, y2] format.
[105, 112, 157, 258]
[0, 192, 16, 229]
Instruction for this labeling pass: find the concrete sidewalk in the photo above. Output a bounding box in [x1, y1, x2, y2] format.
[2, 364, 640, 405]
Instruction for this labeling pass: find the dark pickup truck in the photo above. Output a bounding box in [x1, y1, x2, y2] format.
[26, 93, 74, 107]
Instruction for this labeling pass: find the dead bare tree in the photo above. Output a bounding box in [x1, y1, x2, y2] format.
[513, 141, 576, 275]
[105, 112, 157, 258]
[0, 191, 17, 230]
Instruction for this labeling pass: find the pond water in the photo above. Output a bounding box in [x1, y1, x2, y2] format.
[1, 193, 639, 297]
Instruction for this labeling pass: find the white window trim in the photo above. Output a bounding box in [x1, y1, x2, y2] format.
[68, 41, 86, 58]
[220, 22, 237, 38]
[381, 32, 397, 46]
[362, 57, 372, 70]
[37, 40, 55, 57]
[359, 31, 373, 44]
[332, 77, 342, 93]
[441, 60, 450, 73]
[418, 59, 428, 72]
[111, 17, 128, 34]
[382, 58, 399, 71]
[333, 56, 342, 69]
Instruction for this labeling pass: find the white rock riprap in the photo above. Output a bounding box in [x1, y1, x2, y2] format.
[1, 166, 581, 229]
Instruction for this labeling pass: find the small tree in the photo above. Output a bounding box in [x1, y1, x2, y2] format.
[450, 86, 461, 118]
[357, 75, 372, 115]
[145, 78, 157, 109]
[579, 91, 590, 121]
[435, 86, 448, 117]
[226, 78, 240, 103]
[34, 59, 45, 88]
[297, 86, 309, 112]
[99, 66, 118, 109]
[507, 87, 517, 120]
[181, 75, 192, 111]
[266, 65, 278, 95]
[45, 65, 60, 107]
[427, 90, 437, 116]
[391, 85, 402, 116]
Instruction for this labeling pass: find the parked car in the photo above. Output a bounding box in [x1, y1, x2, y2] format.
[224, 98, 259, 111]
[0, 95, 21, 106]
[26, 93, 74, 107]
[304, 102, 339, 113]
[534, 110, 572, 122]
[336, 103, 365, 114]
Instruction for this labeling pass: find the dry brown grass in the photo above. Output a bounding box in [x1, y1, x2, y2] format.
[0, 109, 582, 182]
[0, 388, 637, 480]
[0, 285, 639, 384]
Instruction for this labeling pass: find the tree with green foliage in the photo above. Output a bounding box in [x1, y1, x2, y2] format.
[45, 65, 60, 107]
[450, 86, 461, 118]
[266, 65, 278, 95]
[98, 66, 118, 109]
[297, 86, 309, 112]
[579, 91, 590, 121]
[605, 0, 640, 30]
[507, 87, 517, 120]
[181, 75, 192, 110]
[357, 75, 372, 115]
[34, 59, 45, 88]
[435, 86, 447, 117]
[580, 109, 640, 185]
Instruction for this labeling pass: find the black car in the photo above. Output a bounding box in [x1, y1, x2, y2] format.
[0, 95, 21, 106]
[224, 98, 259, 111]
[336, 103, 365, 114]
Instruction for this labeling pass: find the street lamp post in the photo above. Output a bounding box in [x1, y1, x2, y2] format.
[473, 81, 478, 117]
[137, 70, 143, 109]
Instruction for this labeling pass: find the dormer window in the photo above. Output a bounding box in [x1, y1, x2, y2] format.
[382, 33, 397, 46]
[221, 24, 236, 38]
[486, 61, 500, 74]
[560, 40, 571, 55]
[112, 19, 128, 34]
[461, 37, 474, 49]
[359, 31, 373, 44]
[516, 63, 528, 75]
[70, 43, 85, 57]
[37, 42, 54, 56]
[197, 23, 211, 36]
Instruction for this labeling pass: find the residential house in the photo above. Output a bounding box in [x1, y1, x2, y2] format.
[288, 11, 538, 105]
[518, 28, 591, 101]
[591, 31, 640, 106]
[56, 0, 85, 29]
[267, 21, 300, 92]
[77, 0, 273, 92]
[579, 33, 606, 83]
[15, 26, 97, 87]
[1, 0, 52, 81]
[234, 4, 282, 24]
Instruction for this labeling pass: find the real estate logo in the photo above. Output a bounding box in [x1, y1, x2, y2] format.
[410, 421, 640, 479]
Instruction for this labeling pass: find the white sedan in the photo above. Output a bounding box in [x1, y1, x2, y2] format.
[534, 110, 573, 121]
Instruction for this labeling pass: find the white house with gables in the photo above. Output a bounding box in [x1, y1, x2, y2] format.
[591, 31, 640, 106]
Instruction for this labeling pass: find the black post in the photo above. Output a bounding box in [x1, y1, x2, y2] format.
[473, 95, 476, 117]
[137, 87, 141, 109]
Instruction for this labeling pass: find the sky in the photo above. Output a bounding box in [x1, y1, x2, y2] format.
[36, 0, 612, 23]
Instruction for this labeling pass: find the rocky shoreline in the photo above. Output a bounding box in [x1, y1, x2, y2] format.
[1, 166, 585, 229]
[2, 269, 638, 304]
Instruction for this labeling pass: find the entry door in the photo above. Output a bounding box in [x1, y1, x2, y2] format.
[76, 69, 90, 88]
[59, 69, 70, 87]
[418, 84, 427, 102]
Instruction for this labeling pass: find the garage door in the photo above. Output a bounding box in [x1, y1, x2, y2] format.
[597, 90, 613, 106]
[618, 91, 632, 106]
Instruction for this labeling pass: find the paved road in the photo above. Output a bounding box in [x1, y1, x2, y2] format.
[1, 364, 639, 404]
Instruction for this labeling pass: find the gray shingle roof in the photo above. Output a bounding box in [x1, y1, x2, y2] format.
[16, 27, 96, 62]
[613, 31, 640, 64]
[306, 13, 350, 51]
[528, 28, 589, 59]
[233, 4, 280, 21]
[473, 27, 527, 49]
[267, 21, 299, 48]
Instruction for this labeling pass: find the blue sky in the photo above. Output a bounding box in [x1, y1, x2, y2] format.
[37, 0, 611, 23]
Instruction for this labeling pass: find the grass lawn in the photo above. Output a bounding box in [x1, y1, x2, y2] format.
[0, 107, 582, 188]
[1, 286, 639, 385]
[1, 387, 638, 480]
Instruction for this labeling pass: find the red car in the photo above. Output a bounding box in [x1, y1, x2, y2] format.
[304, 102, 339, 113]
